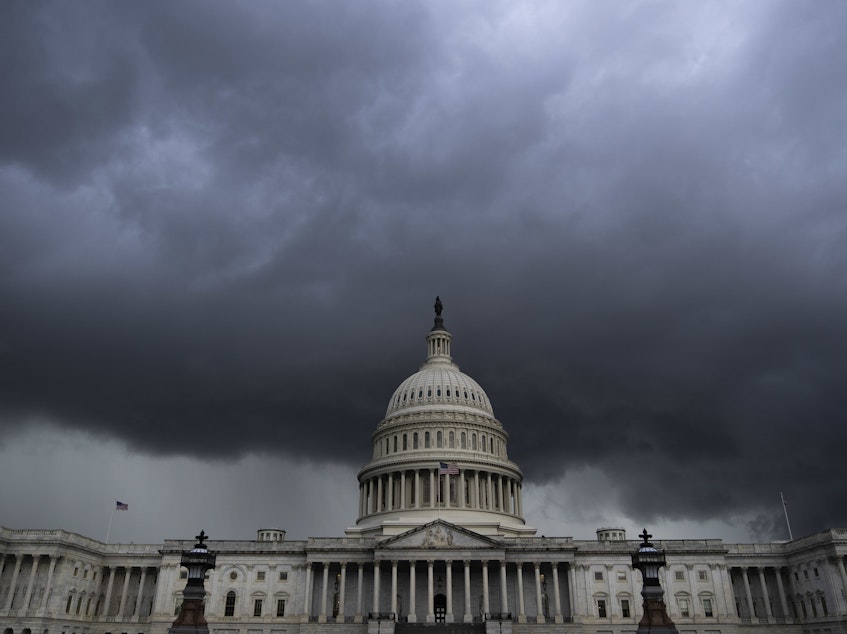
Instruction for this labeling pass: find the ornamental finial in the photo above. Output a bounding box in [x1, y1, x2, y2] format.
[194, 530, 208, 548]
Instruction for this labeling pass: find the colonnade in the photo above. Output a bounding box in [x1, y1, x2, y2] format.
[0, 554, 156, 622]
[358, 469, 523, 519]
[730, 559, 847, 624]
[0, 554, 59, 615]
[301, 559, 569, 624]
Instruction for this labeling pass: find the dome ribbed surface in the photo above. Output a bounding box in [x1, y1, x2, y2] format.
[385, 364, 494, 417]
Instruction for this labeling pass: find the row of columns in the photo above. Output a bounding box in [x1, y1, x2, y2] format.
[0, 554, 154, 621]
[0, 554, 59, 614]
[734, 558, 847, 622]
[303, 559, 566, 624]
[358, 470, 522, 518]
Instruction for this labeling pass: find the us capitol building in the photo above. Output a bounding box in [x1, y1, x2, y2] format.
[2, 301, 847, 634]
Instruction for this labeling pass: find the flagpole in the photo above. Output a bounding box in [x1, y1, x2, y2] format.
[781, 492, 793, 541]
[106, 502, 116, 544]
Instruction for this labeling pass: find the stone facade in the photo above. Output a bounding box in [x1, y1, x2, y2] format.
[3, 307, 847, 634]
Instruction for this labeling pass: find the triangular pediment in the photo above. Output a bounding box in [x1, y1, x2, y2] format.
[378, 520, 501, 550]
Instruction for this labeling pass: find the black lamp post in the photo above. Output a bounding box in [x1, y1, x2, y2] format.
[631, 529, 678, 634]
[169, 530, 217, 634]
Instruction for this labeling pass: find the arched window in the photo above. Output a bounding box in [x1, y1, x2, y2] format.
[461, 432, 467, 449]
[472, 434, 477, 450]
[481, 434, 486, 452]
[425, 432, 430, 448]
[403, 434, 408, 450]
[449, 431, 455, 447]
[224, 591, 237, 617]
[413, 433, 419, 449]
[437, 431, 443, 448]
[393, 436, 398, 452]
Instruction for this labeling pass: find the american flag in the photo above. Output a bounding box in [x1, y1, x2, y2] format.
[116, 501, 129, 510]
[439, 462, 459, 475]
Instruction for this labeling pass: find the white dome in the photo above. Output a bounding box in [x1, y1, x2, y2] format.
[385, 365, 494, 418]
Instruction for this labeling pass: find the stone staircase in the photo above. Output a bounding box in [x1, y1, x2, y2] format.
[394, 623, 486, 634]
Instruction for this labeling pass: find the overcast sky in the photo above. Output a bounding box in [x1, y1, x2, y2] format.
[2, 1, 846, 545]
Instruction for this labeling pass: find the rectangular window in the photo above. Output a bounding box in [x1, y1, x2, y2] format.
[257, 571, 265, 581]
[703, 598, 713, 617]
[698, 570, 708, 581]
[679, 598, 690, 617]
[179, 570, 188, 579]
[675, 570, 685, 581]
[225, 594, 236, 617]
[276, 599, 286, 617]
[617, 570, 627, 581]
[621, 599, 631, 617]
[279, 571, 288, 581]
[814, 567, 819, 577]
[804, 570, 809, 579]
[83, 569, 89, 579]
[253, 599, 263, 617]
[594, 571, 604, 582]
[821, 595, 828, 616]
[597, 599, 607, 618]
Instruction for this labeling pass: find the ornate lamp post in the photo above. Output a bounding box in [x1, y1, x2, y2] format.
[169, 530, 217, 634]
[631, 529, 678, 634]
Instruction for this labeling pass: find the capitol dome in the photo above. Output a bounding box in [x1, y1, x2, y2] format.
[347, 298, 535, 539]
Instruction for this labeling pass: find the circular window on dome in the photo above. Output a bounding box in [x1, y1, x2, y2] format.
[229, 571, 237, 581]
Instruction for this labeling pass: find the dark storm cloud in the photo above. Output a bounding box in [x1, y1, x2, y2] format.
[2, 1, 847, 540]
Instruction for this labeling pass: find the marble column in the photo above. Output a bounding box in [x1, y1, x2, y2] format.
[40, 556, 58, 613]
[117, 567, 132, 619]
[391, 561, 398, 616]
[337, 563, 347, 623]
[835, 558, 847, 612]
[427, 560, 435, 622]
[474, 472, 480, 509]
[4, 556, 23, 610]
[372, 562, 380, 614]
[429, 470, 436, 508]
[133, 567, 147, 618]
[775, 567, 790, 619]
[534, 562, 544, 623]
[409, 561, 417, 623]
[742, 568, 755, 618]
[400, 472, 407, 509]
[319, 563, 329, 622]
[482, 561, 490, 614]
[758, 567, 773, 621]
[303, 563, 313, 620]
[517, 563, 526, 623]
[103, 567, 116, 618]
[460, 471, 466, 508]
[387, 475, 394, 511]
[568, 564, 577, 620]
[552, 563, 563, 623]
[719, 564, 734, 617]
[500, 561, 509, 615]
[356, 564, 364, 622]
[22, 555, 40, 611]
[446, 560, 453, 622]
[377, 477, 384, 512]
[463, 561, 472, 623]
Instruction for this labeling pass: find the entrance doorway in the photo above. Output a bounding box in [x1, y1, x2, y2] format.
[434, 593, 446, 622]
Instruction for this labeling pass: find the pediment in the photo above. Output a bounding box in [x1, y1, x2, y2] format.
[378, 520, 500, 550]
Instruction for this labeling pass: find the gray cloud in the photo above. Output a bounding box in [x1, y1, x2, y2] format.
[2, 0, 846, 542]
